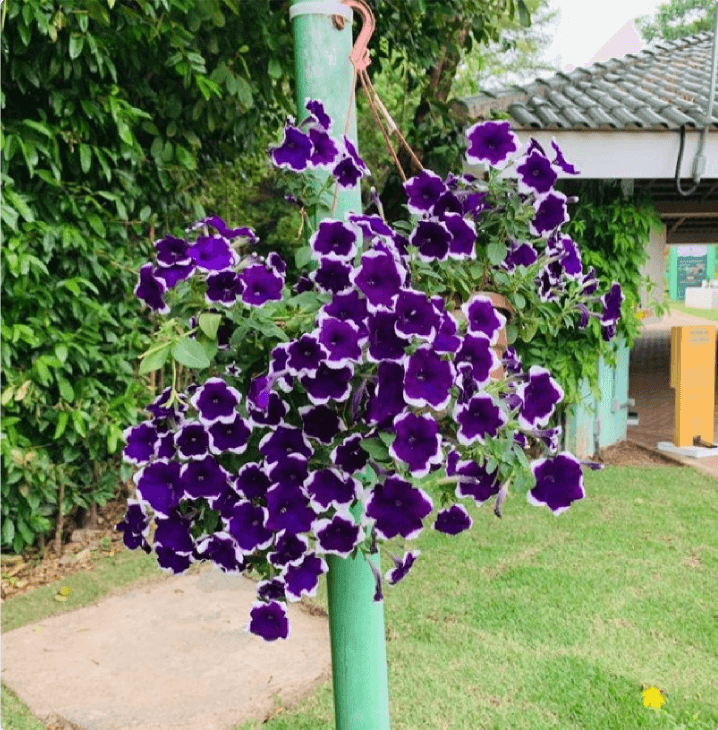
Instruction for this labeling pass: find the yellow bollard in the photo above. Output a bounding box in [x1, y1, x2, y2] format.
[672, 325, 717, 448]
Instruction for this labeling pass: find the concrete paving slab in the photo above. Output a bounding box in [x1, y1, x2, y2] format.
[1, 563, 331, 730]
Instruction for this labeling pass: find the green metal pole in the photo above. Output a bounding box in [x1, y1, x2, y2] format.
[289, 3, 391, 729]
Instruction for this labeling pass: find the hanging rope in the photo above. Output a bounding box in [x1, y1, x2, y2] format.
[340, 0, 423, 182]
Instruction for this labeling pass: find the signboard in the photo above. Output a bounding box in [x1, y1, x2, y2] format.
[671, 325, 717, 447]
[676, 255, 707, 301]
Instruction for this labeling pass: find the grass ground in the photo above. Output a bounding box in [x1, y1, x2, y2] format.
[668, 299, 718, 323]
[3, 464, 717, 730]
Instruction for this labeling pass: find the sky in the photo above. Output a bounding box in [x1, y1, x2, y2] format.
[545, 0, 668, 71]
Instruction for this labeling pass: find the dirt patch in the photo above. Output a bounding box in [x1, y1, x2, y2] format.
[596, 440, 685, 468]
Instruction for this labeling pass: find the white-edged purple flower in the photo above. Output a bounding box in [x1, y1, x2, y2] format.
[322, 289, 369, 335]
[465, 120, 519, 167]
[516, 150, 557, 195]
[300, 404, 344, 444]
[205, 270, 243, 307]
[153, 513, 194, 556]
[352, 249, 406, 310]
[433, 504, 473, 535]
[256, 577, 287, 603]
[308, 127, 341, 169]
[403, 170, 447, 215]
[208, 415, 252, 455]
[175, 421, 210, 459]
[123, 422, 159, 465]
[365, 475, 433, 540]
[300, 362, 353, 405]
[550, 139, 579, 175]
[403, 347, 455, 411]
[331, 433, 369, 475]
[282, 552, 328, 602]
[155, 235, 191, 266]
[133, 460, 182, 517]
[390, 412, 443, 477]
[530, 191, 568, 238]
[134, 264, 169, 314]
[268, 530, 309, 569]
[259, 425, 313, 463]
[461, 294, 506, 345]
[342, 136, 369, 174]
[179, 455, 228, 500]
[234, 462, 271, 499]
[265, 483, 315, 534]
[187, 235, 238, 271]
[516, 365, 564, 430]
[313, 510, 365, 557]
[455, 333, 499, 388]
[310, 257, 353, 294]
[556, 235, 582, 279]
[188, 216, 258, 243]
[195, 532, 246, 574]
[304, 468, 357, 512]
[601, 282, 624, 325]
[348, 212, 394, 239]
[434, 191, 463, 217]
[385, 550, 420, 586]
[247, 600, 289, 641]
[503, 241, 538, 271]
[266, 251, 286, 275]
[305, 98, 332, 131]
[451, 458, 501, 505]
[316, 316, 362, 364]
[239, 264, 284, 306]
[433, 307, 461, 354]
[409, 219, 451, 262]
[268, 455, 310, 490]
[454, 393, 508, 446]
[394, 289, 440, 340]
[190, 377, 241, 424]
[247, 390, 289, 428]
[310, 219, 358, 260]
[367, 311, 409, 362]
[366, 361, 408, 426]
[271, 124, 313, 171]
[226, 501, 273, 552]
[286, 334, 328, 377]
[528, 452, 585, 515]
[444, 213, 477, 259]
[154, 262, 196, 289]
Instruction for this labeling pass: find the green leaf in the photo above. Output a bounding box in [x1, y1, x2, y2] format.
[359, 438, 390, 462]
[487, 241, 507, 265]
[295, 245, 313, 269]
[172, 337, 210, 369]
[198, 312, 221, 340]
[57, 376, 75, 402]
[517, 0, 531, 27]
[249, 316, 289, 342]
[117, 121, 133, 146]
[71, 410, 87, 437]
[87, 213, 106, 237]
[506, 323, 518, 345]
[512, 292, 526, 310]
[2, 518, 15, 545]
[79, 143, 91, 173]
[138, 342, 170, 375]
[235, 76, 253, 108]
[55, 343, 69, 363]
[69, 34, 84, 59]
[268, 57, 282, 80]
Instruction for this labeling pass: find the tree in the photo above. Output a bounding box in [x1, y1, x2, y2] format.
[636, 0, 716, 42]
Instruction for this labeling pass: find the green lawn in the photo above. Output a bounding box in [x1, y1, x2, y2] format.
[668, 299, 718, 323]
[3, 465, 718, 730]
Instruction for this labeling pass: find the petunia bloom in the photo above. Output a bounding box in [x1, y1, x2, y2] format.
[389, 412, 443, 477]
[465, 120, 519, 167]
[528, 452, 585, 515]
[365, 475, 433, 540]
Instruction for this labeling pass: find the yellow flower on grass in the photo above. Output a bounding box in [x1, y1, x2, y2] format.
[642, 686, 666, 710]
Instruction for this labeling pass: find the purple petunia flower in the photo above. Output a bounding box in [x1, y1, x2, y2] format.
[175, 422, 210, 459]
[322, 290, 369, 336]
[208, 415, 252, 455]
[190, 377, 241, 424]
[556, 235, 582, 279]
[516, 150, 558, 195]
[394, 289, 440, 340]
[123, 422, 158, 465]
[259, 425, 313, 463]
[454, 393, 508, 446]
[503, 241, 538, 272]
[300, 404, 344, 444]
[409, 219, 452, 262]
[550, 139, 579, 175]
[234, 462, 271, 500]
[300, 362, 353, 405]
[188, 217, 258, 243]
[601, 282, 624, 325]
[528, 452, 585, 515]
[516, 365, 564, 430]
[205, 270, 243, 307]
[385, 550, 420, 586]
[366, 361, 408, 426]
[135, 264, 169, 314]
[433, 504, 473, 535]
[310, 257, 354, 294]
[461, 294, 507, 345]
[310, 220, 358, 260]
[434, 191, 463, 218]
[305, 98, 332, 131]
[367, 311, 409, 362]
[308, 127, 341, 170]
[271, 124, 313, 171]
[268, 454, 309, 490]
[451, 457, 501, 505]
[239, 264, 284, 307]
[155, 235, 191, 267]
[403, 347, 455, 411]
[286, 334, 328, 377]
[403, 170, 448, 215]
[331, 433, 369, 475]
[316, 316, 362, 364]
[187, 236, 238, 272]
[332, 154, 363, 188]
[154, 262, 196, 289]
[248, 600, 289, 642]
[195, 532, 246, 574]
[180, 455, 228, 501]
[342, 136, 369, 174]
[465, 120, 519, 167]
[455, 333, 499, 388]
[256, 577, 286, 603]
[530, 191, 568, 238]
[304, 468, 357, 512]
[348, 213, 394, 239]
[265, 483, 315, 534]
[313, 510, 364, 558]
[365, 475, 433, 540]
[153, 513, 194, 556]
[444, 213, 477, 259]
[227, 501, 273, 552]
[268, 530, 309, 569]
[282, 552, 328, 602]
[352, 249, 405, 311]
[433, 306, 461, 354]
[133, 460, 182, 517]
[390, 412, 443, 477]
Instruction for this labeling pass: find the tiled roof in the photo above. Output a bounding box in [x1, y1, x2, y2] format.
[464, 31, 718, 131]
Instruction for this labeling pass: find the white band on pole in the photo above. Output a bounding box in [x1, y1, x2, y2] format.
[289, 2, 352, 21]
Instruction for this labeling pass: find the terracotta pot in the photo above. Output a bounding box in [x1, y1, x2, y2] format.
[477, 291, 514, 381]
